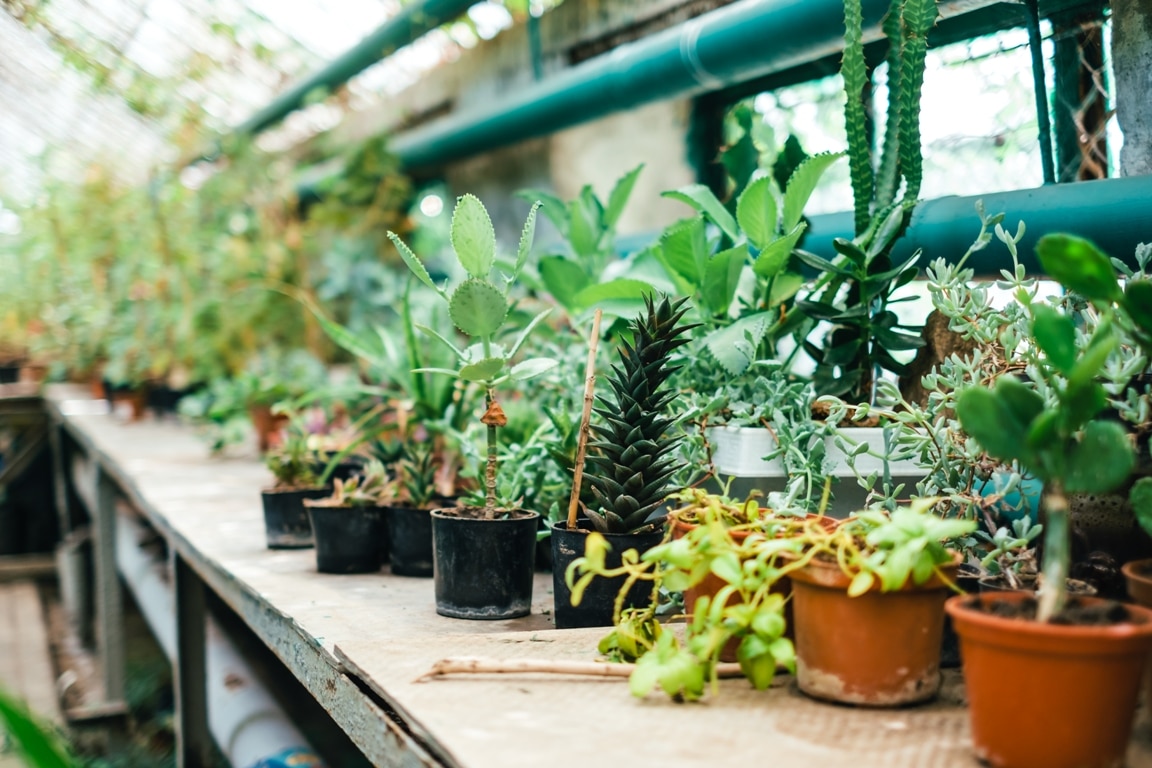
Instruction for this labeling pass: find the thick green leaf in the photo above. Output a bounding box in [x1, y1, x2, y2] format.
[795, 248, 855, 277]
[458, 357, 506, 383]
[539, 256, 590, 311]
[510, 357, 558, 381]
[568, 192, 602, 258]
[515, 189, 568, 234]
[1123, 280, 1152, 335]
[662, 184, 740, 241]
[752, 223, 806, 278]
[448, 279, 507, 338]
[450, 193, 497, 279]
[604, 163, 644, 230]
[1064, 420, 1135, 494]
[769, 271, 805, 306]
[736, 175, 778, 250]
[514, 201, 541, 279]
[704, 312, 772, 376]
[956, 380, 1034, 467]
[388, 232, 442, 296]
[996, 376, 1046, 430]
[1060, 380, 1108, 432]
[1036, 233, 1122, 303]
[702, 244, 747, 316]
[658, 217, 707, 283]
[782, 152, 844, 231]
[572, 278, 655, 309]
[1031, 304, 1077, 374]
[1131, 477, 1152, 539]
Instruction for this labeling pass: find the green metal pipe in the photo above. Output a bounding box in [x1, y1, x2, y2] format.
[804, 175, 1152, 275]
[391, 0, 942, 169]
[233, 0, 478, 138]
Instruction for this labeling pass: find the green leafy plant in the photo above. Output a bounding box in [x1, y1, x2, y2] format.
[264, 425, 320, 490]
[792, 0, 939, 402]
[583, 295, 697, 534]
[397, 445, 439, 509]
[517, 164, 663, 319]
[388, 194, 557, 519]
[956, 233, 1146, 621]
[656, 153, 842, 377]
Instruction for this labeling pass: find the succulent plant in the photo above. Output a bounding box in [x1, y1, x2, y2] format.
[265, 427, 319, 489]
[315, 459, 399, 508]
[584, 295, 697, 534]
[398, 444, 438, 509]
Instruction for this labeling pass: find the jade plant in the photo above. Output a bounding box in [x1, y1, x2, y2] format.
[955, 233, 1152, 621]
[388, 194, 556, 519]
[583, 295, 698, 534]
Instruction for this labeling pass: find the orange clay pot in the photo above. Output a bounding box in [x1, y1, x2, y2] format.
[790, 553, 958, 706]
[671, 513, 834, 661]
[946, 592, 1152, 768]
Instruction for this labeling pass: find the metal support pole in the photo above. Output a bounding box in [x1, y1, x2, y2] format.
[174, 554, 213, 768]
[93, 467, 125, 706]
[1024, 0, 1057, 184]
[47, 424, 71, 536]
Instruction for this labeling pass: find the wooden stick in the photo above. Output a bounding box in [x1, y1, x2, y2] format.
[415, 656, 748, 682]
[566, 309, 603, 530]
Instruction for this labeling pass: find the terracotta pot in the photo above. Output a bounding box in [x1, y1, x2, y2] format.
[671, 512, 833, 661]
[249, 404, 289, 453]
[946, 592, 1152, 768]
[1123, 558, 1152, 607]
[790, 554, 958, 706]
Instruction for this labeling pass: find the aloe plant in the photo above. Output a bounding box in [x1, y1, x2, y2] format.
[956, 234, 1150, 621]
[388, 195, 557, 519]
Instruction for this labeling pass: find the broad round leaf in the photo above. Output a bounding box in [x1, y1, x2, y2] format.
[451, 193, 496, 278]
[1031, 304, 1077, 374]
[1036, 234, 1122, 303]
[1064, 420, 1135, 494]
[735, 175, 778, 249]
[448, 279, 507, 338]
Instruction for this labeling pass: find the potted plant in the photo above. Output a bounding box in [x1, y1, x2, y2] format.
[787, 499, 974, 706]
[303, 459, 395, 574]
[260, 425, 329, 549]
[951, 234, 1152, 768]
[385, 445, 442, 577]
[388, 194, 556, 619]
[552, 294, 695, 628]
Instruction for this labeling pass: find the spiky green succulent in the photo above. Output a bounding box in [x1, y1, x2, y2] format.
[316, 460, 399, 508]
[584, 295, 697, 534]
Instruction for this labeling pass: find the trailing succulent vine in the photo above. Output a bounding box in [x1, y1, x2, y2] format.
[583, 295, 698, 534]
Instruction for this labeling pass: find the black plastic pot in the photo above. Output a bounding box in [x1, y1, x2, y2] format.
[0, 365, 19, 384]
[550, 520, 664, 629]
[387, 505, 434, 577]
[431, 507, 539, 619]
[313, 455, 366, 484]
[305, 503, 386, 574]
[260, 487, 330, 549]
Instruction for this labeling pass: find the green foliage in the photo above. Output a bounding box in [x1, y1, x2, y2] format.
[518, 165, 658, 319]
[315, 460, 397, 508]
[584, 295, 697, 533]
[264, 424, 320, 489]
[0, 688, 76, 768]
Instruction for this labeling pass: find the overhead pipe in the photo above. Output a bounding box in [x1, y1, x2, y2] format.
[232, 0, 479, 139]
[390, 0, 1000, 170]
[115, 511, 322, 768]
[804, 175, 1152, 275]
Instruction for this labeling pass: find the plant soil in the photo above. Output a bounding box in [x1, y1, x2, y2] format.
[963, 594, 1131, 626]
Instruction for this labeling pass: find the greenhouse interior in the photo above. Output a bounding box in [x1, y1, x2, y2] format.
[2, 0, 1152, 765]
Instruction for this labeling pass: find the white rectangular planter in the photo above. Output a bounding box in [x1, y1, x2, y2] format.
[704, 425, 925, 514]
